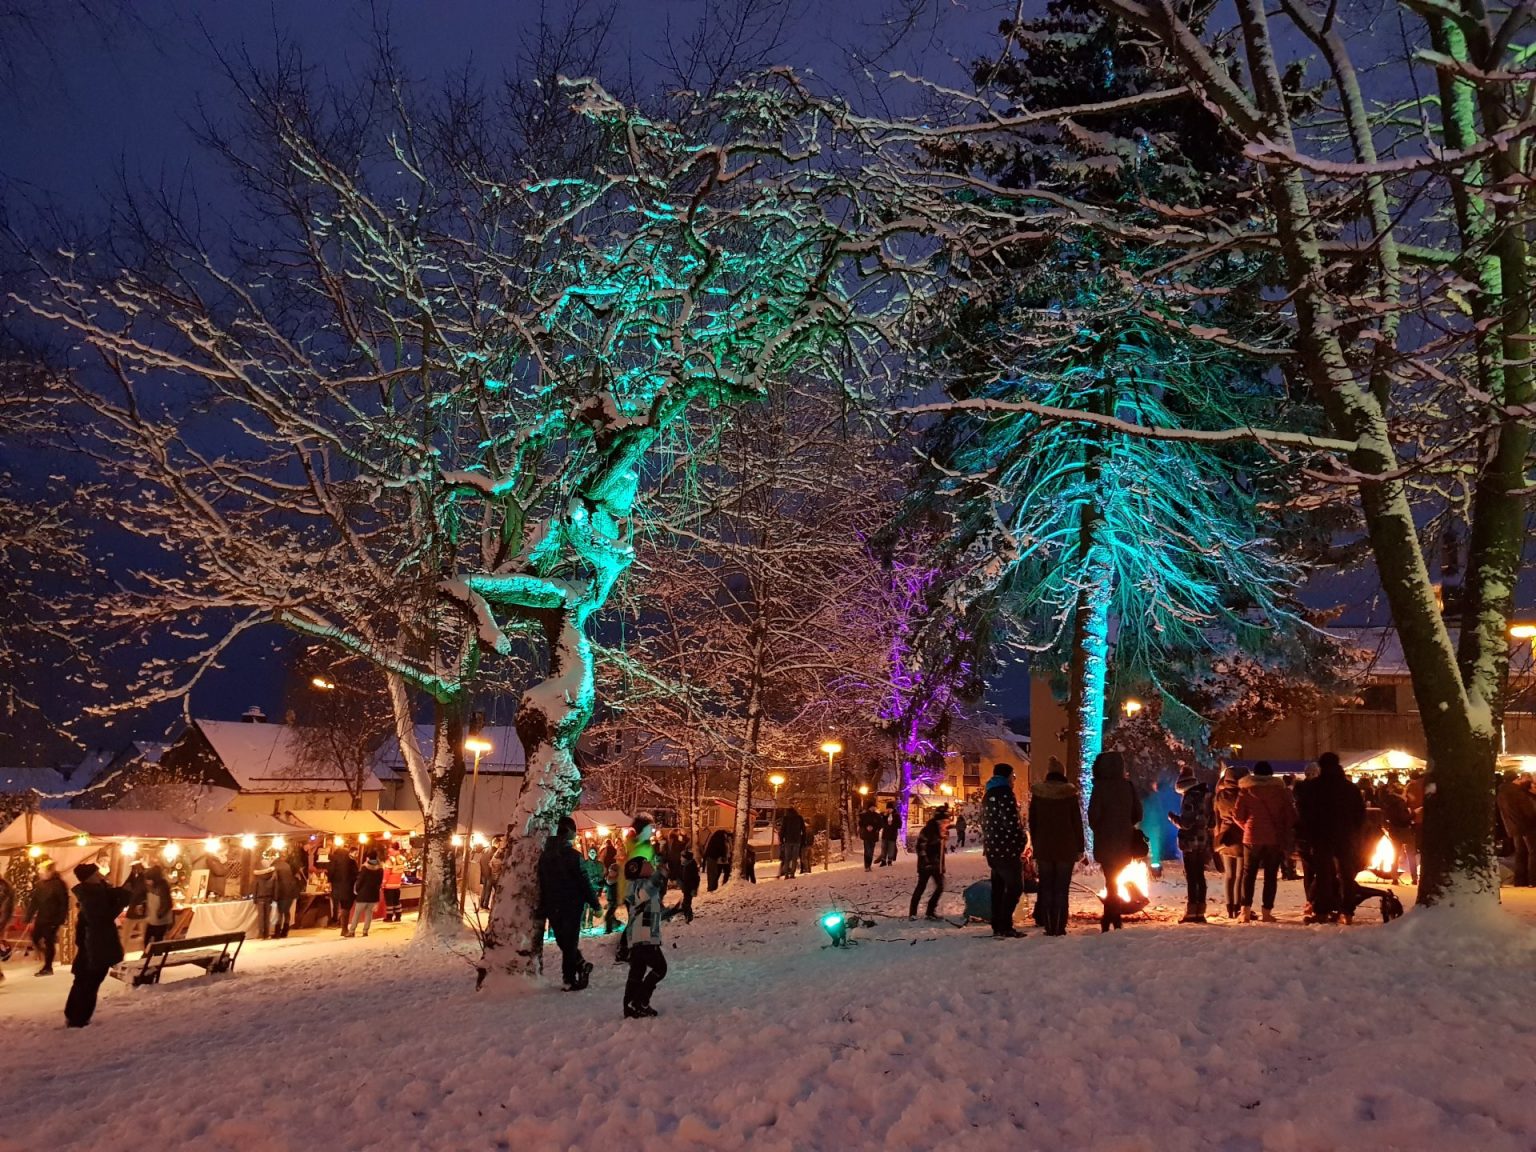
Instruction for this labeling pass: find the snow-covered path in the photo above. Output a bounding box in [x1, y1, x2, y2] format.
[3, 852, 1535, 1152]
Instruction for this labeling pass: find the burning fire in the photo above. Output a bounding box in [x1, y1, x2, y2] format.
[1098, 860, 1152, 904]
[1368, 833, 1397, 876]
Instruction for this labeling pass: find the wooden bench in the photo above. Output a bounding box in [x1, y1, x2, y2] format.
[112, 931, 245, 987]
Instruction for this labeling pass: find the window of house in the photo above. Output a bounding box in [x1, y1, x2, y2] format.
[1357, 684, 1398, 712]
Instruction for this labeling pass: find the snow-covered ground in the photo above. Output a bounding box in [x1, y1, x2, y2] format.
[4, 851, 1535, 1152]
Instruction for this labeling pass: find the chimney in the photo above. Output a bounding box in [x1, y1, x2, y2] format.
[241, 705, 268, 724]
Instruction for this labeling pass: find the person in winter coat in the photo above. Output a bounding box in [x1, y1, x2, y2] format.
[252, 856, 277, 940]
[702, 829, 732, 892]
[1028, 761, 1084, 937]
[1295, 752, 1366, 921]
[142, 865, 175, 953]
[880, 804, 900, 865]
[1087, 751, 1143, 932]
[347, 853, 385, 937]
[27, 860, 70, 975]
[1234, 760, 1296, 922]
[65, 862, 130, 1028]
[1212, 764, 1247, 919]
[676, 846, 701, 922]
[1168, 770, 1211, 923]
[581, 847, 607, 929]
[622, 815, 669, 1018]
[779, 807, 807, 878]
[273, 854, 302, 935]
[601, 840, 623, 934]
[327, 846, 358, 928]
[908, 807, 950, 920]
[954, 812, 969, 849]
[1496, 773, 1536, 887]
[378, 855, 404, 925]
[742, 841, 757, 884]
[537, 816, 601, 991]
[980, 763, 1027, 937]
[857, 799, 884, 870]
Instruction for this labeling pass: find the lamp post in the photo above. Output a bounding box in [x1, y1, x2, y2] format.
[820, 741, 842, 872]
[458, 735, 494, 913]
[768, 773, 786, 853]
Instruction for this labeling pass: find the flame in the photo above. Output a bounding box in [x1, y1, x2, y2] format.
[1368, 833, 1396, 875]
[1098, 859, 1152, 903]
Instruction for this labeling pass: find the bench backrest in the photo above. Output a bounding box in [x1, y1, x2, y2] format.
[146, 931, 245, 957]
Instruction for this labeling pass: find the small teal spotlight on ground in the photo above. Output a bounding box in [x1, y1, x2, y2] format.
[821, 911, 848, 947]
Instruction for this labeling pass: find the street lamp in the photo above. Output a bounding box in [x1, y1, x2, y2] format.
[820, 741, 842, 872]
[768, 773, 786, 852]
[311, 676, 336, 690]
[459, 735, 494, 913]
[1123, 699, 1143, 718]
[1509, 623, 1536, 640]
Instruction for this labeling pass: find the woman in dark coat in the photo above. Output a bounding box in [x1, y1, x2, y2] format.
[66, 863, 130, 1028]
[1028, 760, 1085, 936]
[1086, 751, 1143, 932]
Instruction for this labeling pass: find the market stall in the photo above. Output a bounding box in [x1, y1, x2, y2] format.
[285, 809, 422, 919]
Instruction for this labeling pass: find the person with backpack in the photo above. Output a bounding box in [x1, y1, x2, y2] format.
[880, 804, 900, 865]
[779, 807, 806, 879]
[622, 814, 669, 1018]
[1087, 751, 1143, 933]
[346, 852, 384, 937]
[26, 860, 69, 975]
[908, 806, 950, 920]
[1029, 760, 1084, 936]
[538, 816, 600, 991]
[980, 763, 1027, 937]
[857, 798, 884, 871]
[1234, 760, 1297, 922]
[1169, 769, 1211, 923]
[327, 845, 358, 930]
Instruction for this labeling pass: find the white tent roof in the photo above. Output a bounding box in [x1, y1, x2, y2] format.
[281, 809, 403, 836]
[1340, 749, 1426, 775]
[0, 810, 209, 849]
[197, 719, 383, 794]
[573, 809, 631, 833]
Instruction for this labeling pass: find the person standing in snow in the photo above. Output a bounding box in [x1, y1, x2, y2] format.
[622, 814, 669, 1018]
[65, 862, 130, 1028]
[1496, 772, 1536, 887]
[378, 853, 404, 925]
[1168, 769, 1211, 923]
[703, 828, 732, 892]
[1297, 752, 1366, 922]
[252, 854, 277, 940]
[909, 806, 950, 920]
[980, 764, 1027, 937]
[26, 860, 69, 976]
[858, 798, 884, 871]
[346, 852, 384, 937]
[327, 845, 357, 930]
[1234, 760, 1296, 922]
[741, 841, 757, 884]
[880, 803, 900, 865]
[779, 806, 806, 879]
[1028, 760, 1084, 936]
[1212, 764, 1248, 920]
[1087, 751, 1142, 933]
[142, 865, 176, 952]
[538, 816, 600, 991]
[954, 812, 969, 849]
[676, 845, 701, 922]
[581, 847, 606, 930]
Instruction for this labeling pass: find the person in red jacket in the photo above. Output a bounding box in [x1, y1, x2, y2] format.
[1234, 760, 1297, 922]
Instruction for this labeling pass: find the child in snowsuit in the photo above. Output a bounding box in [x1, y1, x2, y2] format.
[622, 816, 669, 1018]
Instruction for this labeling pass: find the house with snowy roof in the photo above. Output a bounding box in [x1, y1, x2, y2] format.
[369, 724, 526, 829]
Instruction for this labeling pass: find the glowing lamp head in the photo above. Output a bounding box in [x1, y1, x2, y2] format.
[271, 835, 287, 851]
[820, 741, 843, 756]
[451, 834, 464, 848]
[333, 835, 345, 846]
[1123, 699, 1144, 717]
[27, 844, 42, 859]
[239, 834, 257, 850]
[471, 833, 488, 847]
[311, 676, 336, 690]
[161, 842, 180, 862]
[1509, 623, 1536, 640]
[1385, 749, 1414, 771]
[940, 783, 954, 796]
[358, 833, 369, 844]
[464, 736, 494, 756]
[596, 825, 610, 838]
[203, 838, 220, 853]
[75, 834, 89, 847]
[768, 773, 786, 789]
[121, 840, 139, 859]
[858, 785, 870, 796]
[820, 911, 849, 947]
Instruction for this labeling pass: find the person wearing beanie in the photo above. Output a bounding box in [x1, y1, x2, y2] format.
[621, 815, 669, 1017]
[1212, 763, 1248, 919]
[1169, 770, 1211, 923]
[537, 815, 600, 991]
[980, 763, 1028, 937]
[65, 862, 130, 1028]
[1234, 760, 1296, 922]
[1029, 763, 1084, 936]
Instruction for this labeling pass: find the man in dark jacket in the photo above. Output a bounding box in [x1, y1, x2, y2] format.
[1087, 751, 1143, 932]
[538, 816, 601, 990]
[28, 861, 70, 975]
[1169, 771, 1211, 923]
[347, 852, 385, 937]
[66, 862, 130, 1028]
[857, 799, 884, 870]
[909, 807, 950, 920]
[1029, 762, 1084, 936]
[327, 846, 358, 928]
[980, 764, 1027, 937]
[879, 804, 900, 865]
[272, 855, 301, 938]
[252, 856, 277, 939]
[1296, 752, 1366, 922]
[1497, 773, 1536, 886]
[702, 829, 732, 891]
[779, 807, 806, 879]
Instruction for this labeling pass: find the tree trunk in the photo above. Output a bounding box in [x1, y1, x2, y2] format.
[482, 607, 593, 978]
[418, 698, 468, 933]
[1064, 445, 1113, 841]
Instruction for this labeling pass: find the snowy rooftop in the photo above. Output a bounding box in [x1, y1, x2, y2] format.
[370, 724, 526, 777]
[0, 767, 70, 796]
[197, 719, 385, 794]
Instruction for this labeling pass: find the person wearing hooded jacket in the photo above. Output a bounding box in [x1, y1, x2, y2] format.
[346, 853, 384, 937]
[980, 763, 1027, 937]
[538, 816, 601, 990]
[1168, 770, 1211, 923]
[908, 807, 950, 920]
[1234, 760, 1296, 922]
[65, 862, 130, 1028]
[1087, 751, 1143, 932]
[622, 815, 669, 1018]
[1028, 761, 1084, 937]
